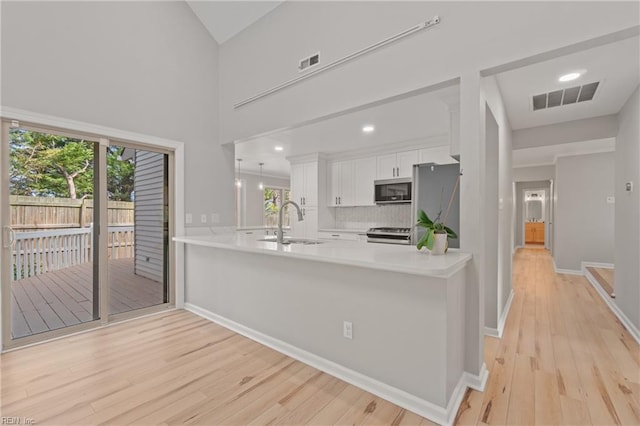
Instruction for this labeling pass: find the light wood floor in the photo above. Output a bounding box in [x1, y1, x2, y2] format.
[11, 258, 164, 339]
[1, 248, 638, 425]
[586, 266, 615, 298]
[456, 248, 639, 425]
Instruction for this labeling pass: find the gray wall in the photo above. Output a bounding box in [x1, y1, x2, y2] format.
[513, 165, 556, 183]
[484, 104, 500, 330]
[615, 86, 640, 330]
[514, 181, 551, 248]
[554, 152, 615, 271]
[512, 115, 618, 150]
[1, 1, 234, 227]
[238, 173, 290, 227]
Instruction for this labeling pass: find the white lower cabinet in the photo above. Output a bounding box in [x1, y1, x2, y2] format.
[317, 231, 361, 241]
[290, 206, 318, 239]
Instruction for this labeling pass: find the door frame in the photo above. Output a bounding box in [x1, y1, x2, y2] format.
[0, 109, 184, 351]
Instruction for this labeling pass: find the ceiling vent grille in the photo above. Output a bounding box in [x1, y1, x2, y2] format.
[532, 81, 600, 111]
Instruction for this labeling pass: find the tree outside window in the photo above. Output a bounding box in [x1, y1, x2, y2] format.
[264, 187, 290, 227]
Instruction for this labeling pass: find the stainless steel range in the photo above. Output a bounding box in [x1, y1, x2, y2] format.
[366, 227, 412, 245]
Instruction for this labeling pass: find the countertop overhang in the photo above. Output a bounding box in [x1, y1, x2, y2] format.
[174, 233, 472, 278]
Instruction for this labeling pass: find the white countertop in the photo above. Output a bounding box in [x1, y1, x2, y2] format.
[174, 233, 471, 278]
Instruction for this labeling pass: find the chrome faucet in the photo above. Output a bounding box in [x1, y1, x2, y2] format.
[278, 201, 304, 244]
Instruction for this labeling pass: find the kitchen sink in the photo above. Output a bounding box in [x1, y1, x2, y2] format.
[257, 237, 324, 245]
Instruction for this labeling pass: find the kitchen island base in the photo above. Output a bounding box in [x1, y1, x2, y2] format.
[182, 241, 485, 425]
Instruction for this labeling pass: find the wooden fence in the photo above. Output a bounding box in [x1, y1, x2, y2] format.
[9, 195, 133, 230]
[11, 226, 134, 281]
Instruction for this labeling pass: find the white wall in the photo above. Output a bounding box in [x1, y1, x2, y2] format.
[219, 1, 638, 143]
[482, 76, 513, 334]
[614, 86, 640, 330]
[554, 152, 615, 271]
[512, 115, 618, 150]
[1, 1, 234, 227]
[513, 165, 556, 182]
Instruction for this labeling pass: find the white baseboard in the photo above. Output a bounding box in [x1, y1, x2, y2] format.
[583, 267, 640, 345]
[484, 327, 500, 338]
[185, 303, 481, 426]
[484, 289, 515, 339]
[581, 261, 614, 270]
[498, 290, 515, 337]
[552, 258, 582, 275]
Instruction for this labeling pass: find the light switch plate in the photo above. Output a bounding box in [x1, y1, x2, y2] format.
[607, 196, 615, 204]
[185, 213, 192, 224]
[200, 214, 207, 224]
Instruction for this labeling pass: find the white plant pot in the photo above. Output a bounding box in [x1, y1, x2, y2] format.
[429, 233, 448, 255]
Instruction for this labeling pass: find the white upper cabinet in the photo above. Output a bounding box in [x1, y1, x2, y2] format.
[327, 161, 355, 206]
[418, 146, 458, 165]
[327, 157, 376, 207]
[290, 161, 318, 207]
[396, 150, 419, 178]
[376, 150, 418, 179]
[353, 157, 376, 206]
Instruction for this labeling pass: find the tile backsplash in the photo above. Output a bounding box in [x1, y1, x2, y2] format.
[333, 204, 412, 230]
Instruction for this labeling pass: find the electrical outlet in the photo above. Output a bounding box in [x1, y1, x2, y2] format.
[200, 214, 207, 224]
[185, 213, 192, 224]
[211, 213, 220, 224]
[343, 321, 353, 339]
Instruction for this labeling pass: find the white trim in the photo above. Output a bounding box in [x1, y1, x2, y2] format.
[581, 261, 614, 269]
[0, 107, 183, 150]
[185, 303, 481, 426]
[484, 327, 500, 338]
[497, 289, 515, 337]
[583, 267, 640, 345]
[552, 257, 582, 275]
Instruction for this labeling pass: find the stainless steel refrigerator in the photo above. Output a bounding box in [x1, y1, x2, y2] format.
[411, 163, 461, 249]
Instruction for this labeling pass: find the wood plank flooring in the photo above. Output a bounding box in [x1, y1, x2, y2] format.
[10, 258, 164, 339]
[586, 266, 615, 298]
[456, 248, 639, 425]
[1, 247, 637, 425]
[0, 310, 437, 425]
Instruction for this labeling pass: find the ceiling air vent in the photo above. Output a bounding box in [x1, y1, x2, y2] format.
[532, 81, 600, 111]
[299, 52, 320, 72]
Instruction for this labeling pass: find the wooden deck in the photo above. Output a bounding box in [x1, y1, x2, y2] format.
[11, 258, 164, 339]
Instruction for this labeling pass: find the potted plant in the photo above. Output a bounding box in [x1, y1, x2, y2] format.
[415, 173, 461, 255]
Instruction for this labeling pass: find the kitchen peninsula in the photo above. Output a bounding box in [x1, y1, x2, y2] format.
[175, 233, 480, 425]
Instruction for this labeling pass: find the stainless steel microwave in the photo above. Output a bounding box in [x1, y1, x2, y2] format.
[374, 178, 412, 204]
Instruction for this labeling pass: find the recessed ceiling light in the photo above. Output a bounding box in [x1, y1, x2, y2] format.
[362, 125, 375, 133]
[274, 146, 284, 151]
[558, 72, 581, 82]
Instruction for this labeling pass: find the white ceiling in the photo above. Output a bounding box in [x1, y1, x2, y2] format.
[496, 36, 639, 130]
[235, 85, 459, 177]
[186, 1, 283, 44]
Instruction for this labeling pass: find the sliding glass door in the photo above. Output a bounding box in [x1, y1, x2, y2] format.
[107, 145, 169, 316]
[1, 120, 172, 349]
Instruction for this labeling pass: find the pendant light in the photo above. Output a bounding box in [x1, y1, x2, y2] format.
[235, 158, 242, 188]
[258, 162, 265, 190]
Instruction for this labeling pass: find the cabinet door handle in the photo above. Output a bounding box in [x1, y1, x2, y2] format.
[335, 197, 338, 205]
[331, 234, 340, 237]
[338, 196, 341, 204]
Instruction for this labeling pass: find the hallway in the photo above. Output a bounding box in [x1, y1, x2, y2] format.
[457, 247, 640, 425]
